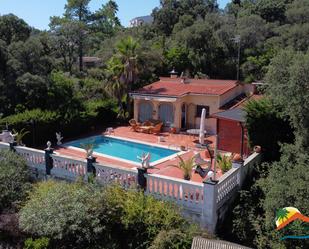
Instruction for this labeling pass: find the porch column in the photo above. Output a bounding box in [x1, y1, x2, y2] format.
[174, 102, 182, 131]
[153, 101, 159, 120]
[133, 99, 139, 121]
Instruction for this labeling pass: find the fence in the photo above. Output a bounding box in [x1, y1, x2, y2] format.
[0, 142, 262, 233]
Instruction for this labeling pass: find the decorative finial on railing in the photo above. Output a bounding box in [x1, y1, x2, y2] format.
[56, 132, 63, 146]
[46, 141, 52, 150]
[137, 152, 151, 169]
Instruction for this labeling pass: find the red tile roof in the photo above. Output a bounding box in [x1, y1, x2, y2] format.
[131, 77, 239, 97]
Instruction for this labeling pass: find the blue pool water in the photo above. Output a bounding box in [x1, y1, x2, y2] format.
[65, 136, 179, 163]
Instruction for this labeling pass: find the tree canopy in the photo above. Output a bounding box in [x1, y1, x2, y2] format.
[19, 182, 200, 249]
[0, 150, 31, 212]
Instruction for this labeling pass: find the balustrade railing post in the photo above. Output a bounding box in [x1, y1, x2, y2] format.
[86, 157, 96, 182]
[9, 142, 16, 152]
[137, 167, 147, 191]
[202, 179, 218, 233]
[44, 142, 54, 177]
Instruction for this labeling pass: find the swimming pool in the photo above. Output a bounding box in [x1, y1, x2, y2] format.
[65, 135, 179, 164]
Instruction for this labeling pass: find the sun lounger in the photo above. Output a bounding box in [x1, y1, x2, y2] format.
[142, 120, 152, 126]
[193, 152, 211, 178]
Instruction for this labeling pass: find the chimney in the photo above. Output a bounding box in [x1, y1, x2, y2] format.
[170, 68, 178, 78]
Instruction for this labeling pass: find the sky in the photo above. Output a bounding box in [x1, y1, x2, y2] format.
[0, 0, 230, 30]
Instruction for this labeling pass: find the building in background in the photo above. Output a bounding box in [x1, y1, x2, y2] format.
[129, 15, 153, 27]
[191, 237, 251, 249]
[81, 57, 102, 69]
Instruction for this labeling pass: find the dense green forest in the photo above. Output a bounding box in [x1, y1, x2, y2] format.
[0, 0, 308, 248]
[1, 0, 309, 144]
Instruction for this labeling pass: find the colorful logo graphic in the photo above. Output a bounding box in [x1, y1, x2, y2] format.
[276, 207, 309, 240]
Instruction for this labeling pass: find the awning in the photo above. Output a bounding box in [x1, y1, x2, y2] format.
[212, 108, 246, 123]
[131, 94, 177, 102]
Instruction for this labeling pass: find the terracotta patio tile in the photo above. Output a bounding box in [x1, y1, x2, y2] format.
[55, 126, 222, 183]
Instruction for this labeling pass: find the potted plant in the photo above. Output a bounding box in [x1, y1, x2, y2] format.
[171, 155, 195, 180]
[13, 128, 30, 146]
[81, 142, 96, 162]
[231, 153, 244, 168]
[216, 153, 232, 173]
[179, 145, 186, 151]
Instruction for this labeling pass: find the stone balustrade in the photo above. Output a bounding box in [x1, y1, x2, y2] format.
[145, 173, 204, 213]
[0, 141, 262, 234]
[94, 163, 138, 188]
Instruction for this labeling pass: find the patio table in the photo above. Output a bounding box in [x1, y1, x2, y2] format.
[186, 129, 206, 135]
[139, 126, 152, 133]
[186, 129, 207, 146]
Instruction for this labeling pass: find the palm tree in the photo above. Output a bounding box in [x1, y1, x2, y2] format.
[106, 36, 139, 118]
[13, 128, 30, 146]
[105, 57, 127, 117]
[170, 155, 196, 180]
[81, 141, 95, 158]
[116, 36, 139, 89]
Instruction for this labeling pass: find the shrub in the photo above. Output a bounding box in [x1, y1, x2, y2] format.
[104, 185, 191, 249]
[19, 181, 107, 249]
[24, 237, 50, 249]
[217, 154, 232, 173]
[0, 98, 118, 147]
[0, 150, 31, 212]
[148, 229, 193, 249]
[0, 109, 60, 146]
[19, 182, 197, 249]
[244, 98, 294, 161]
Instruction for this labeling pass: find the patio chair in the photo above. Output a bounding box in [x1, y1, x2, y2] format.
[194, 152, 211, 166]
[129, 119, 141, 132]
[142, 120, 152, 126]
[149, 122, 163, 135]
[194, 152, 211, 167]
[149, 119, 161, 125]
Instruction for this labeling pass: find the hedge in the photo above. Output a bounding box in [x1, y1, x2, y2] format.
[0, 99, 118, 147]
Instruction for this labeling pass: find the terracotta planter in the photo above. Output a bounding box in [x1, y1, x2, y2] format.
[184, 175, 191, 181]
[180, 145, 186, 151]
[233, 153, 242, 162]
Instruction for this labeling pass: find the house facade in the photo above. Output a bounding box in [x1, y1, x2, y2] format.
[130, 76, 254, 134]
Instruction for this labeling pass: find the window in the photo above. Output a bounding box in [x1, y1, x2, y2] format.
[159, 103, 174, 126]
[139, 102, 153, 122]
[196, 105, 209, 117]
